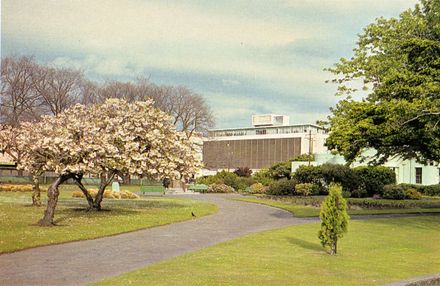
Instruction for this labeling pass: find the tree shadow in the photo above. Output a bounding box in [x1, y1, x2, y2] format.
[287, 237, 323, 252]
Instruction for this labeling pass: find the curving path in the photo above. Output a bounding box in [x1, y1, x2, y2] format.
[0, 194, 316, 286]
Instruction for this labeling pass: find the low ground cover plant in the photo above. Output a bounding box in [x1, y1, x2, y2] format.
[249, 183, 266, 194]
[72, 189, 139, 199]
[257, 194, 440, 209]
[0, 184, 46, 192]
[204, 183, 234, 193]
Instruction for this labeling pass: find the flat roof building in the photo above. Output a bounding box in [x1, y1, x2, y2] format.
[202, 115, 328, 170]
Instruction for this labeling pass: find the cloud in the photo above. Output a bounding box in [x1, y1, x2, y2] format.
[222, 79, 241, 86]
[2, 0, 418, 128]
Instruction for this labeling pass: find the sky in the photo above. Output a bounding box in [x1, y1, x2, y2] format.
[1, 0, 417, 128]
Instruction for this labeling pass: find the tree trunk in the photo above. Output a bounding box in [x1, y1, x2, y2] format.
[73, 176, 94, 210]
[31, 174, 41, 206]
[330, 240, 337, 255]
[39, 174, 71, 226]
[93, 172, 115, 211]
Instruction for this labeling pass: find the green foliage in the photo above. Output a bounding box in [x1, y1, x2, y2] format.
[353, 166, 396, 196]
[252, 168, 275, 186]
[267, 179, 296, 196]
[293, 164, 359, 193]
[318, 184, 349, 255]
[249, 182, 266, 194]
[294, 164, 399, 197]
[384, 184, 424, 200]
[295, 183, 314, 196]
[233, 167, 252, 177]
[291, 154, 315, 162]
[320, 164, 359, 193]
[267, 161, 292, 180]
[347, 197, 440, 209]
[326, 0, 440, 163]
[197, 171, 252, 191]
[383, 185, 406, 200]
[422, 184, 440, 196]
[293, 165, 323, 186]
[404, 188, 422, 200]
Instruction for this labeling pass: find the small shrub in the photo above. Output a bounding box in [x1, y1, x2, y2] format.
[250, 183, 265, 194]
[320, 164, 359, 193]
[206, 183, 234, 193]
[295, 183, 314, 196]
[0, 184, 35, 192]
[404, 188, 422, 200]
[252, 169, 275, 186]
[422, 184, 440, 196]
[197, 171, 252, 191]
[72, 189, 139, 199]
[351, 184, 368, 198]
[267, 179, 296, 196]
[268, 161, 292, 180]
[353, 166, 396, 196]
[293, 165, 322, 185]
[72, 191, 84, 198]
[383, 185, 405, 200]
[342, 191, 351, 198]
[318, 184, 349, 255]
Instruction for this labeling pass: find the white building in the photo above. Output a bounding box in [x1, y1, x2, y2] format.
[292, 150, 440, 186]
[202, 114, 439, 185]
[202, 114, 328, 171]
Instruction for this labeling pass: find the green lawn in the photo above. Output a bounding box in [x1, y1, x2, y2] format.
[233, 196, 440, 217]
[93, 216, 440, 286]
[0, 191, 217, 253]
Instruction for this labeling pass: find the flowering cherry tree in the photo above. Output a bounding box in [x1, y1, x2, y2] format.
[0, 124, 45, 206]
[20, 99, 201, 226]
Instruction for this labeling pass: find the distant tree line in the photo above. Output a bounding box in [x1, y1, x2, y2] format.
[0, 56, 215, 137]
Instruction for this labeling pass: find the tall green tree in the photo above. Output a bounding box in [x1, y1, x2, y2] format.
[318, 184, 349, 255]
[326, 0, 440, 164]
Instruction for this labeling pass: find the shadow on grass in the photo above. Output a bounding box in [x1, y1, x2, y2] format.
[287, 237, 323, 252]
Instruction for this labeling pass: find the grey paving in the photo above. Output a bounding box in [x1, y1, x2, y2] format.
[381, 273, 440, 286]
[0, 194, 315, 286]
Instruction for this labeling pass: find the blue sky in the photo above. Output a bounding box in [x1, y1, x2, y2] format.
[2, 0, 417, 128]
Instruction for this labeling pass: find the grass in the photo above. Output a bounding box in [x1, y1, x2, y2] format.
[233, 196, 440, 217]
[0, 190, 218, 254]
[92, 216, 440, 286]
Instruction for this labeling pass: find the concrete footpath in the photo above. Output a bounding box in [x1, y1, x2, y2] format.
[0, 194, 316, 286]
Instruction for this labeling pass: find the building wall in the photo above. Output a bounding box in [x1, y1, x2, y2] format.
[203, 137, 301, 169]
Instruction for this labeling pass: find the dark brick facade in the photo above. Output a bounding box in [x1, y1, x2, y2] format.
[203, 137, 301, 169]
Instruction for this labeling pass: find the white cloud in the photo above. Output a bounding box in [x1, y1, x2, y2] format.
[222, 79, 241, 86]
[2, 0, 418, 128]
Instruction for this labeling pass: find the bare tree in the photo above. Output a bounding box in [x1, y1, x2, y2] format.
[149, 85, 214, 137]
[79, 79, 102, 106]
[0, 56, 42, 126]
[99, 80, 144, 102]
[33, 65, 84, 116]
[96, 78, 214, 136]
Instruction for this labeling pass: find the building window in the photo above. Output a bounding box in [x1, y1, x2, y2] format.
[256, 129, 266, 135]
[415, 167, 422, 184]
